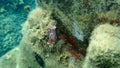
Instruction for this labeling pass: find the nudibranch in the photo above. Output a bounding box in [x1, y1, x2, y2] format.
[48, 25, 57, 44]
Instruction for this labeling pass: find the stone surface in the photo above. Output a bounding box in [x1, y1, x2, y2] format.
[36, 0, 120, 45]
[83, 24, 120, 68]
[0, 43, 42, 68]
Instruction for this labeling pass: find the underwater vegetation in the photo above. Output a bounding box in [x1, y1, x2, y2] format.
[0, 0, 120, 68]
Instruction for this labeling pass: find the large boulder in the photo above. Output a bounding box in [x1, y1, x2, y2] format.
[0, 43, 42, 68]
[83, 24, 120, 68]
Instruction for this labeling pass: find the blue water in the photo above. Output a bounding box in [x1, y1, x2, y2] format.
[0, 0, 35, 57]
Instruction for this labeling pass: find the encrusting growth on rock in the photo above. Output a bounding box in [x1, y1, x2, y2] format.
[83, 24, 120, 68]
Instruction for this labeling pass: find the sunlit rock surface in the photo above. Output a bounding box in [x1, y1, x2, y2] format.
[0, 43, 42, 68]
[83, 24, 120, 68]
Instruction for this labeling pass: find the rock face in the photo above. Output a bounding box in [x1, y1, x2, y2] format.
[83, 24, 120, 68]
[0, 7, 84, 68]
[36, 0, 120, 44]
[20, 7, 84, 68]
[0, 43, 42, 68]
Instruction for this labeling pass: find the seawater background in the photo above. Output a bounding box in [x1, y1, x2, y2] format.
[0, 0, 35, 57]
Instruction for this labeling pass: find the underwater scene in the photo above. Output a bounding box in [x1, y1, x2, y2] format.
[0, 0, 120, 68]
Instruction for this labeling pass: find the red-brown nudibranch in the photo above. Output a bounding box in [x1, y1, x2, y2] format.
[48, 25, 57, 44]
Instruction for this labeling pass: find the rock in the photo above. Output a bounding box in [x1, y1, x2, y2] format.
[36, 0, 120, 45]
[0, 43, 42, 68]
[83, 24, 120, 68]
